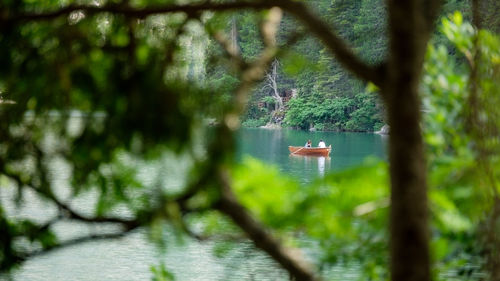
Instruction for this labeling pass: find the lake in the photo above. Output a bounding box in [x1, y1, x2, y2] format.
[4, 128, 387, 281]
[237, 128, 387, 183]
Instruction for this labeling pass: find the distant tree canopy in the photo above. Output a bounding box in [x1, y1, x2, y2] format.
[233, 0, 481, 132]
[0, 1, 499, 281]
[230, 0, 388, 130]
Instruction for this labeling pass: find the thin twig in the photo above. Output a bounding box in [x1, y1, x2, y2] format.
[20, 227, 140, 261]
[5, 171, 140, 229]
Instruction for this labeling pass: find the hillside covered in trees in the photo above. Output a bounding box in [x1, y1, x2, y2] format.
[203, 0, 496, 132]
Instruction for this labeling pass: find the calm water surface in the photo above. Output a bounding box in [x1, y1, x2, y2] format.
[237, 128, 387, 183]
[4, 128, 387, 281]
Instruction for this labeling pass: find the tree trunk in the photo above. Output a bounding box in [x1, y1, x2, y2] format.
[269, 60, 283, 111]
[484, 199, 500, 281]
[231, 17, 239, 54]
[385, 0, 432, 280]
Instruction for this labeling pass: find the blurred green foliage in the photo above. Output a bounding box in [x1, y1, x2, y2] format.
[151, 263, 175, 281]
[0, 0, 499, 280]
[231, 156, 390, 279]
[0, 0, 217, 273]
[422, 11, 500, 280]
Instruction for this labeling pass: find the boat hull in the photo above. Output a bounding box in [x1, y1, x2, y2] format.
[288, 145, 331, 156]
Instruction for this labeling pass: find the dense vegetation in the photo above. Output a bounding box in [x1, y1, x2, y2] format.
[226, 0, 497, 132]
[237, 0, 389, 131]
[0, 0, 499, 281]
[221, 0, 477, 131]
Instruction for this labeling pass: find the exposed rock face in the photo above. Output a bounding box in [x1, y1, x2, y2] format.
[376, 124, 390, 135]
[260, 123, 281, 129]
[260, 109, 284, 129]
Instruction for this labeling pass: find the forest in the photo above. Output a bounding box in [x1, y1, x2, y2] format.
[211, 0, 497, 132]
[0, 0, 499, 281]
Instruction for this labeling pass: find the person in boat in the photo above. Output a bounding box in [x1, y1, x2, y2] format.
[318, 139, 326, 148]
[305, 140, 312, 147]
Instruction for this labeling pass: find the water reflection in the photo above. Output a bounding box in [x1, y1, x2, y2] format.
[289, 155, 331, 177]
[318, 156, 326, 176]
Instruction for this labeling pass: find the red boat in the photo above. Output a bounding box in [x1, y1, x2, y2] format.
[288, 145, 332, 156]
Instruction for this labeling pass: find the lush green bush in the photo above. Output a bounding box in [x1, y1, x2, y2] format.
[283, 92, 383, 131]
[241, 117, 268, 128]
[283, 96, 314, 129]
[421, 12, 500, 280]
[345, 93, 384, 132]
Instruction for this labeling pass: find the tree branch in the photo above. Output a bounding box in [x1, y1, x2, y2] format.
[5, 171, 140, 230]
[1, 1, 273, 22]
[52, 195, 140, 229]
[422, 0, 444, 36]
[215, 169, 319, 281]
[20, 227, 139, 261]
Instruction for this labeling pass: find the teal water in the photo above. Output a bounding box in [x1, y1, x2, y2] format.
[4, 129, 387, 281]
[237, 128, 388, 183]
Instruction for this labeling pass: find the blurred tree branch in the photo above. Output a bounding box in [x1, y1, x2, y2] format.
[20, 227, 140, 262]
[215, 169, 318, 281]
